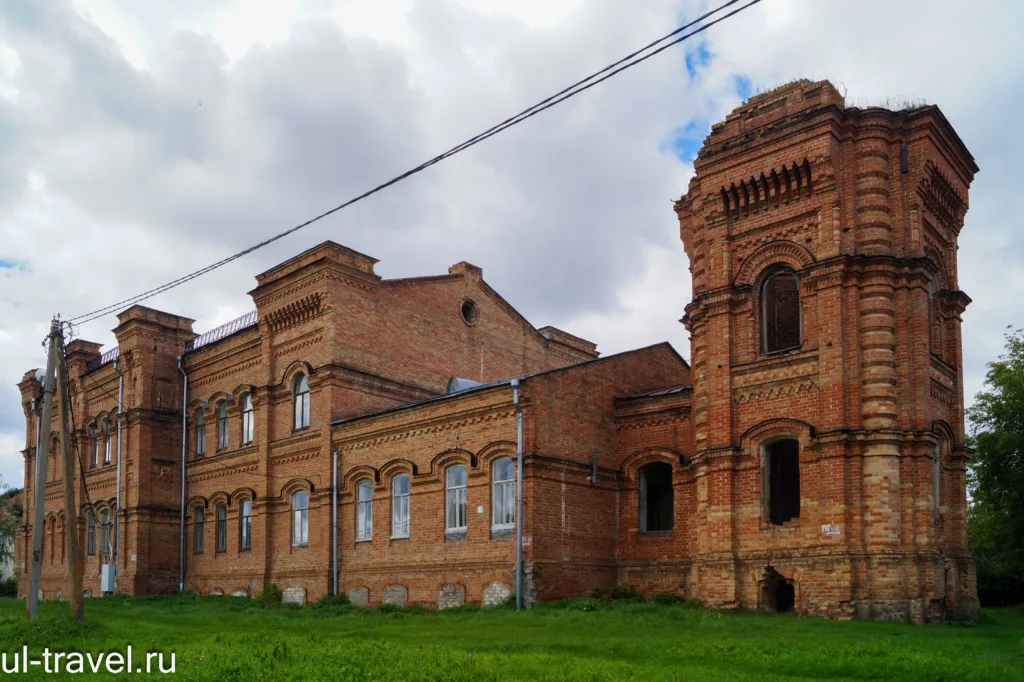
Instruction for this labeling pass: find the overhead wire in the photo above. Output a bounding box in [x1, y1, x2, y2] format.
[66, 0, 763, 327]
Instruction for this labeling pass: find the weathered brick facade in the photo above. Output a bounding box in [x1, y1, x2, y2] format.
[15, 79, 978, 621]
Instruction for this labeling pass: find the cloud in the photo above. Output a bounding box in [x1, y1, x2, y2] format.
[1, 0, 1022, 489]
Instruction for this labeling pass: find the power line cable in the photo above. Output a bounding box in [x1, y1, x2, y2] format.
[67, 0, 762, 326]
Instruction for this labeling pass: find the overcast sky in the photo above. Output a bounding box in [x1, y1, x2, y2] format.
[1, 0, 1021, 490]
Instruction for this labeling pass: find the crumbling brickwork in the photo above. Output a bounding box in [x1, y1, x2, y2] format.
[15, 79, 977, 622]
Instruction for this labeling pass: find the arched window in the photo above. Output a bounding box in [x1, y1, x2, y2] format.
[492, 458, 515, 530]
[928, 278, 945, 360]
[445, 465, 467, 533]
[195, 409, 206, 457]
[241, 393, 254, 445]
[193, 507, 205, 554]
[761, 268, 801, 354]
[356, 480, 373, 541]
[239, 499, 252, 551]
[391, 474, 410, 539]
[638, 462, 673, 533]
[86, 512, 96, 556]
[933, 443, 942, 520]
[60, 518, 65, 564]
[293, 374, 310, 430]
[102, 418, 112, 465]
[764, 439, 800, 525]
[292, 491, 309, 547]
[216, 400, 228, 450]
[49, 518, 55, 564]
[99, 509, 111, 560]
[215, 504, 227, 553]
[89, 425, 99, 468]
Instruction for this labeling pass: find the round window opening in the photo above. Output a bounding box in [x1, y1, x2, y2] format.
[461, 299, 479, 325]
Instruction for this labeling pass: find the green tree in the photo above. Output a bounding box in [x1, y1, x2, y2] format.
[967, 328, 1024, 605]
[0, 477, 21, 571]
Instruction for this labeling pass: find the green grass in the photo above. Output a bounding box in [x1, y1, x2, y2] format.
[0, 596, 1022, 680]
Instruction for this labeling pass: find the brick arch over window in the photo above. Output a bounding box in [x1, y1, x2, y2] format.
[476, 441, 518, 466]
[278, 477, 316, 499]
[733, 239, 815, 288]
[428, 448, 477, 480]
[620, 447, 687, 478]
[923, 245, 951, 290]
[206, 390, 235, 406]
[207, 491, 231, 509]
[377, 458, 418, 481]
[185, 496, 209, 512]
[229, 487, 258, 505]
[279, 360, 315, 387]
[739, 418, 816, 459]
[342, 465, 380, 491]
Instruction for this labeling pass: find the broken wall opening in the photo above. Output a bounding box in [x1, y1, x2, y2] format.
[761, 567, 795, 613]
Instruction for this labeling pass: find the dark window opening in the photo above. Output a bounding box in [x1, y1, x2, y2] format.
[762, 567, 795, 613]
[639, 462, 674, 533]
[461, 300, 479, 325]
[761, 269, 801, 354]
[766, 439, 800, 525]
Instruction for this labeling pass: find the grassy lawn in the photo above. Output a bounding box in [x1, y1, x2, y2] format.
[1, 596, 1022, 681]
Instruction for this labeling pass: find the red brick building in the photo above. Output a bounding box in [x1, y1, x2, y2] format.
[15, 79, 979, 620]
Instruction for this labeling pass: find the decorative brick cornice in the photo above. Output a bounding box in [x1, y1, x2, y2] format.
[264, 293, 323, 333]
[337, 408, 516, 452]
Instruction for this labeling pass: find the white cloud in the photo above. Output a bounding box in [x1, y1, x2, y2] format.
[0, 0, 1021, 490]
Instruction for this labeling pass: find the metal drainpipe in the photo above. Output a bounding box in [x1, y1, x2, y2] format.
[177, 356, 188, 592]
[113, 357, 124, 588]
[512, 378, 524, 610]
[332, 451, 339, 596]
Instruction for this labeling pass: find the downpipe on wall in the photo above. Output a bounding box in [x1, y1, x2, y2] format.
[113, 356, 124, 590]
[513, 378, 524, 610]
[177, 356, 188, 592]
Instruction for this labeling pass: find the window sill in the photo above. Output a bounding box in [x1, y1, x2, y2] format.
[390, 535, 410, 541]
[355, 537, 372, 544]
[638, 530, 673, 536]
[490, 526, 514, 537]
[444, 530, 467, 541]
[291, 543, 308, 549]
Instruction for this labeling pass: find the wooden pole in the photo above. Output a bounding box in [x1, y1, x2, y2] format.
[26, 318, 59, 620]
[56, 327, 85, 620]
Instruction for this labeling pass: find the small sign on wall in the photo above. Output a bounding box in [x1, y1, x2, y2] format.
[521, 536, 532, 547]
[821, 524, 842, 536]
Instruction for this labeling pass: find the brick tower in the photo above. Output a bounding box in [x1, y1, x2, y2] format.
[675, 80, 978, 621]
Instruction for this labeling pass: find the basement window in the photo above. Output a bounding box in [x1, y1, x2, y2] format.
[762, 567, 795, 612]
[639, 462, 673, 533]
[765, 439, 800, 525]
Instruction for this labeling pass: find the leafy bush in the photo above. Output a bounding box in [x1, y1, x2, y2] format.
[489, 594, 517, 610]
[651, 593, 685, 606]
[592, 585, 645, 602]
[441, 604, 481, 614]
[545, 597, 602, 612]
[261, 583, 283, 610]
[314, 592, 351, 609]
[0, 578, 16, 598]
[377, 603, 402, 614]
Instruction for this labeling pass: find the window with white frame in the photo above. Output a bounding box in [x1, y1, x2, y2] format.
[241, 393, 254, 445]
[392, 474, 410, 538]
[239, 499, 252, 550]
[215, 504, 227, 553]
[195, 409, 206, 456]
[293, 374, 310, 430]
[102, 418, 112, 464]
[445, 465, 467, 532]
[86, 512, 96, 556]
[194, 507, 205, 554]
[492, 457, 515, 529]
[356, 480, 373, 541]
[292, 491, 309, 546]
[89, 425, 98, 468]
[217, 400, 228, 450]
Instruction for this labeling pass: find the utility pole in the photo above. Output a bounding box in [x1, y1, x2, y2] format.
[26, 318, 59, 620]
[56, 328, 85, 620]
